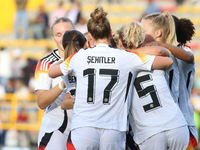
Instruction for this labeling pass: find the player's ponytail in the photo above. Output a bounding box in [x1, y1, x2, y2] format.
[172, 15, 195, 45]
[62, 30, 86, 60]
[162, 12, 177, 46]
[87, 6, 111, 40]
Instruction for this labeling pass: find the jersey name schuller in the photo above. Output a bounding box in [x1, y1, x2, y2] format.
[87, 56, 115, 64]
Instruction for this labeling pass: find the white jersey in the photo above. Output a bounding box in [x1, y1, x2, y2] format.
[61, 73, 76, 134]
[165, 53, 179, 103]
[61, 72, 76, 98]
[60, 44, 155, 132]
[177, 44, 196, 126]
[35, 50, 69, 134]
[129, 69, 187, 145]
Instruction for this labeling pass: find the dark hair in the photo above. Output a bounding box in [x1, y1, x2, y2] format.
[62, 30, 86, 60]
[87, 6, 111, 40]
[172, 15, 195, 45]
[110, 36, 118, 48]
[110, 32, 119, 48]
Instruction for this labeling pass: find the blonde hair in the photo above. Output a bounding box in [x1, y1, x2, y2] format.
[87, 6, 111, 40]
[50, 17, 75, 36]
[118, 21, 145, 49]
[142, 11, 177, 46]
[83, 32, 89, 40]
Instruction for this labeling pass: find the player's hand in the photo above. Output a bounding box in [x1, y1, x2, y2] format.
[143, 41, 160, 47]
[84, 40, 93, 48]
[61, 81, 66, 89]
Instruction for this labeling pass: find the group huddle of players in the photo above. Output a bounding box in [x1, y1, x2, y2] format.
[35, 6, 197, 150]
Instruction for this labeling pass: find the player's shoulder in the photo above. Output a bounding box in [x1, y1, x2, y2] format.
[178, 44, 193, 52]
[36, 49, 61, 71]
[126, 50, 151, 60]
[40, 49, 61, 62]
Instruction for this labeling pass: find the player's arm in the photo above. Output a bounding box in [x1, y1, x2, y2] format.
[133, 46, 170, 57]
[147, 41, 194, 63]
[49, 53, 76, 78]
[152, 56, 173, 70]
[61, 93, 75, 110]
[36, 81, 66, 110]
[160, 42, 194, 63]
[49, 60, 64, 78]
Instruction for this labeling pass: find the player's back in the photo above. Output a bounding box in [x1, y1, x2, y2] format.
[177, 45, 196, 126]
[129, 69, 187, 144]
[65, 44, 155, 132]
[165, 54, 180, 103]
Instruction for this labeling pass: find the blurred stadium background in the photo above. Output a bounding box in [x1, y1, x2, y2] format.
[0, 0, 200, 149]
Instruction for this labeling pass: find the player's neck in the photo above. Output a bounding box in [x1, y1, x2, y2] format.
[58, 49, 64, 59]
[93, 39, 110, 46]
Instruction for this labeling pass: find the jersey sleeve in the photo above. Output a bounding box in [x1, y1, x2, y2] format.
[35, 59, 52, 91]
[166, 48, 172, 57]
[60, 52, 77, 76]
[132, 52, 155, 71]
[183, 46, 194, 55]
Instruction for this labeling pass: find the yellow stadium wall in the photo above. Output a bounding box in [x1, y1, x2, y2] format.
[0, 0, 45, 33]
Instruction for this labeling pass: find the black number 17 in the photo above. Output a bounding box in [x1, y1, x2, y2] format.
[83, 68, 119, 105]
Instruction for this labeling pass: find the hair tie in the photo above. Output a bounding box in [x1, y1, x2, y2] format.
[74, 41, 79, 45]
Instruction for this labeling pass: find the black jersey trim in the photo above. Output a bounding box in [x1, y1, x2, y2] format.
[52, 49, 61, 59]
[58, 110, 68, 133]
[38, 132, 53, 149]
[40, 49, 61, 65]
[125, 72, 133, 102]
[186, 71, 192, 89]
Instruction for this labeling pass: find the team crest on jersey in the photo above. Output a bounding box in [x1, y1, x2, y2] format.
[39, 73, 48, 84]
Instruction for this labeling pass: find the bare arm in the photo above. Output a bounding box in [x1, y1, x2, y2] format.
[148, 41, 194, 63]
[36, 81, 66, 110]
[152, 56, 173, 70]
[133, 46, 170, 57]
[160, 42, 194, 63]
[48, 60, 64, 78]
[61, 93, 75, 110]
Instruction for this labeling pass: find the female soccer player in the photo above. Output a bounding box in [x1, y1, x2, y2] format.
[60, 30, 87, 110]
[141, 12, 180, 106]
[145, 15, 198, 150]
[48, 6, 173, 150]
[118, 20, 189, 150]
[173, 16, 198, 150]
[34, 17, 75, 150]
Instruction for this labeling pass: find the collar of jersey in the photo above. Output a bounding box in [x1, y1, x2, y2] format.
[52, 49, 62, 60]
[96, 43, 110, 48]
